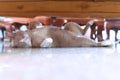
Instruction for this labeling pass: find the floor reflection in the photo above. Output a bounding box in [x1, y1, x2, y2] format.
[0, 42, 5, 53]
[0, 41, 120, 80]
[0, 41, 120, 54]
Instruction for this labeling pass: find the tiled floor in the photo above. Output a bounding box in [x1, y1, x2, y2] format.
[0, 41, 120, 80]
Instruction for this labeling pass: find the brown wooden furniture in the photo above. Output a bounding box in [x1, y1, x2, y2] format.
[0, 0, 119, 18]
